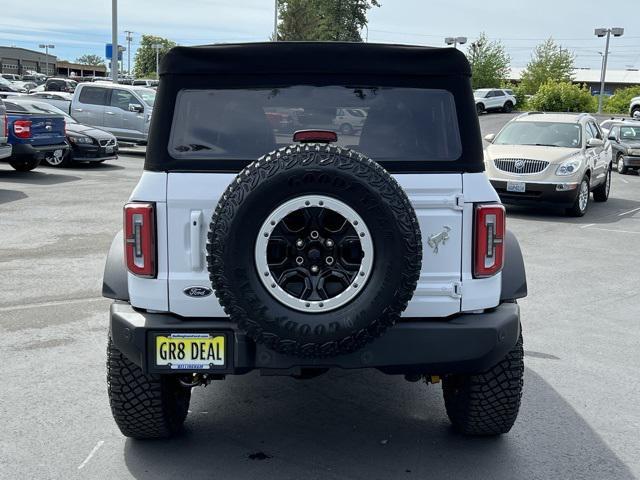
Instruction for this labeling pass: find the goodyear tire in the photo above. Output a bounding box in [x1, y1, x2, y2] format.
[443, 333, 524, 435]
[107, 338, 191, 439]
[207, 144, 422, 358]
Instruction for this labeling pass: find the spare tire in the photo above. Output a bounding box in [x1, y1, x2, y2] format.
[207, 144, 422, 358]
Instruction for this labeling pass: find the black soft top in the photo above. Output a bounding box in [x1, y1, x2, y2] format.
[147, 42, 483, 174]
[160, 42, 471, 78]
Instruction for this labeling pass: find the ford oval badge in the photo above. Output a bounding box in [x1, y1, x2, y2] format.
[183, 286, 213, 298]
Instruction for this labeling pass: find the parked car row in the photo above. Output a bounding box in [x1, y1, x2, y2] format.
[0, 96, 118, 172]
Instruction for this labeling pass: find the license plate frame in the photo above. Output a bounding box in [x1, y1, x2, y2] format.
[150, 332, 230, 372]
[506, 181, 526, 193]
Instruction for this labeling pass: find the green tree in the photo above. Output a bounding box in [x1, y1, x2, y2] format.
[466, 33, 510, 90]
[277, 0, 380, 41]
[603, 85, 640, 114]
[75, 54, 105, 66]
[528, 81, 596, 112]
[520, 38, 575, 95]
[133, 35, 177, 77]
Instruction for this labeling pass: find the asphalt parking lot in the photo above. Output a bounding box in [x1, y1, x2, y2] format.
[1, 114, 639, 479]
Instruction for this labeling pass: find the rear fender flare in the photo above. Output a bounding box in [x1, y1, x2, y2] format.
[501, 230, 527, 301]
[102, 230, 129, 301]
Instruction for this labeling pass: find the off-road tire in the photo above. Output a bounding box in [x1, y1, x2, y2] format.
[566, 175, 590, 217]
[616, 153, 628, 174]
[443, 333, 524, 436]
[593, 167, 611, 202]
[502, 101, 514, 113]
[107, 338, 191, 439]
[9, 157, 41, 171]
[207, 144, 422, 358]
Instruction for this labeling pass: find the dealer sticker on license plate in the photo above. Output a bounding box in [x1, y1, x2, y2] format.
[506, 181, 526, 193]
[156, 333, 225, 369]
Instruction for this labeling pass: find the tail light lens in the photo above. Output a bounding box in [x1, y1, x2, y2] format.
[124, 203, 156, 278]
[474, 204, 505, 278]
[13, 120, 32, 139]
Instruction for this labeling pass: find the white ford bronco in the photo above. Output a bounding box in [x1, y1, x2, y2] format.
[103, 42, 527, 439]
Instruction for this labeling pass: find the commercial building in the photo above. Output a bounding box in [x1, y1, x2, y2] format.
[0, 46, 56, 76]
[56, 60, 107, 78]
[508, 67, 640, 95]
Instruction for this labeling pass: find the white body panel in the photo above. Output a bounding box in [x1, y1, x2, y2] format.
[127, 170, 503, 317]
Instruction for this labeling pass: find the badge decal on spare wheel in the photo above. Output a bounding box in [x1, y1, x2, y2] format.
[427, 226, 451, 254]
[183, 286, 213, 298]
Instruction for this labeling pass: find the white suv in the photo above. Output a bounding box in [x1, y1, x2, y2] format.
[475, 88, 517, 114]
[484, 112, 612, 216]
[102, 43, 528, 439]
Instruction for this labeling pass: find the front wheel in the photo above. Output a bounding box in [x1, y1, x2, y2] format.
[616, 154, 628, 174]
[107, 338, 191, 439]
[9, 157, 41, 172]
[593, 168, 611, 202]
[443, 334, 524, 435]
[44, 150, 73, 168]
[566, 176, 590, 217]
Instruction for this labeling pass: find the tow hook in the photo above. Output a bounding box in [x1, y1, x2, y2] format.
[178, 373, 214, 388]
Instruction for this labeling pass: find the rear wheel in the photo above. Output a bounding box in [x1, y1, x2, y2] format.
[616, 153, 628, 174]
[107, 338, 191, 439]
[476, 103, 484, 115]
[566, 176, 590, 217]
[9, 157, 41, 172]
[443, 333, 524, 435]
[502, 101, 514, 113]
[593, 167, 611, 202]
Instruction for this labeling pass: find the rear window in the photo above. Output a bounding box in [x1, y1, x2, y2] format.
[168, 86, 462, 162]
[79, 87, 108, 106]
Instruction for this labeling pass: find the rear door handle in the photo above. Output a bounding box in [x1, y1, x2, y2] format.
[190, 210, 203, 270]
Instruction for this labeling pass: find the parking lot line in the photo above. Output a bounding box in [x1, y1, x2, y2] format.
[618, 207, 640, 217]
[589, 227, 640, 235]
[580, 223, 595, 229]
[77, 440, 104, 470]
[0, 297, 103, 313]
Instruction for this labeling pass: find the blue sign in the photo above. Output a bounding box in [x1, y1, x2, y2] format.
[105, 44, 124, 61]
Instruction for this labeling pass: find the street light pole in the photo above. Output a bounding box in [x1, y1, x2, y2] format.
[152, 44, 162, 79]
[125, 30, 134, 75]
[111, 0, 118, 83]
[595, 27, 624, 114]
[273, 0, 278, 41]
[38, 44, 54, 76]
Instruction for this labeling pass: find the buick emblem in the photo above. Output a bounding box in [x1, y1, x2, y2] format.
[183, 286, 213, 298]
[514, 160, 525, 170]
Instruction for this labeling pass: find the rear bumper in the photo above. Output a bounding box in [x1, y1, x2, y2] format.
[0, 143, 11, 160]
[109, 301, 521, 376]
[490, 178, 579, 207]
[11, 142, 68, 159]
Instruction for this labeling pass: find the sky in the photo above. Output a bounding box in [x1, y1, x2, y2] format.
[1, 0, 639, 72]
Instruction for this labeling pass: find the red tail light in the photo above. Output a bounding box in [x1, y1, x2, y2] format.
[13, 120, 32, 139]
[124, 203, 156, 278]
[293, 130, 338, 143]
[473, 204, 505, 278]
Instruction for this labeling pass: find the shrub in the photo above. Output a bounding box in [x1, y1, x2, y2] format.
[528, 81, 596, 112]
[603, 86, 640, 114]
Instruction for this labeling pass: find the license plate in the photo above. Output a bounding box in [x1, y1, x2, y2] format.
[105, 146, 114, 154]
[155, 334, 225, 369]
[506, 181, 526, 193]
